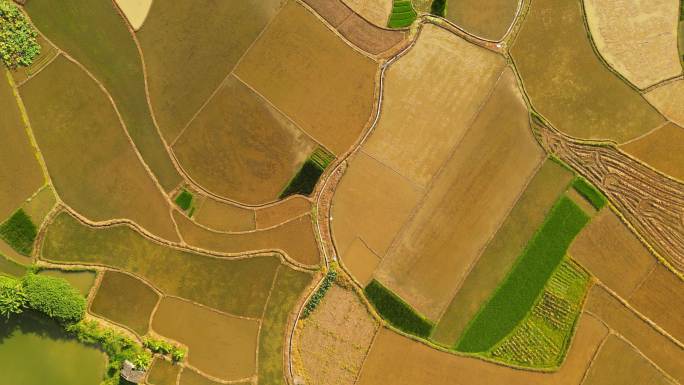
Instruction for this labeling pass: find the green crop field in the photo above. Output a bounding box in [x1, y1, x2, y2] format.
[0, 209, 37, 256]
[280, 148, 335, 198]
[572, 177, 606, 210]
[365, 279, 434, 338]
[388, 1, 417, 28]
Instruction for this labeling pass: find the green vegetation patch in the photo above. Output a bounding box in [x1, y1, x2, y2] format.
[0, 0, 41, 68]
[364, 279, 434, 338]
[0, 209, 37, 256]
[280, 148, 334, 198]
[144, 337, 186, 362]
[572, 177, 606, 210]
[175, 189, 193, 211]
[301, 269, 336, 318]
[456, 197, 589, 352]
[489, 260, 589, 367]
[430, 0, 447, 17]
[22, 273, 86, 324]
[388, 0, 417, 28]
[0, 253, 26, 277]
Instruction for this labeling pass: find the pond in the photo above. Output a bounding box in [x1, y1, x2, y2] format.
[0, 312, 106, 385]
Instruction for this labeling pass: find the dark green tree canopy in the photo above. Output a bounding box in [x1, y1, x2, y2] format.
[0, 0, 41, 68]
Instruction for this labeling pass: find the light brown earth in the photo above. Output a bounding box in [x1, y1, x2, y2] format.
[235, 1, 377, 155]
[620, 123, 684, 182]
[432, 159, 574, 346]
[20, 56, 178, 241]
[445, 0, 520, 41]
[375, 68, 544, 320]
[332, 151, 423, 259]
[582, 335, 675, 385]
[255, 197, 311, 229]
[364, 24, 506, 187]
[0, 71, 43, 222]
[627, 265, 684, 343]
[297, 285, 378, 385]
[342, 0, 391, 27]
[584, 285, 684, 380]
[341, 238, 381, 285]
[569, 209, 657, 298]
[192, 197, 255, 233]
[356, 313, 608, 385]
[645, 80, 684, 127]
[151, 296, 259, 380]
[583, 0, 681, 89]
[113, 0, 152, 30]
[174, 211, 320, 266]
[172, 74, 316, 205]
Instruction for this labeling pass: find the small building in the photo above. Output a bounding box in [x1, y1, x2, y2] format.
[121, 360, 146, 384]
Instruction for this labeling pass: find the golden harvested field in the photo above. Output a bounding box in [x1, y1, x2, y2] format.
[193, 197, 255, 233]
[374, 68, 544, 320]
[0, 71, 43, 222]
[297, 285, 378, 385]
[342, 0, 392, 27]
[151, 296, 259, 380]
[511, 0, 665, 143]
[137, 0, 284, 141]
[584, 285, 684, 380]
[255, 197, 311, 229]
[332, 151, 423, 259]
[445, 0, 519, 41]
[620, 123, 684, 182]
[90, 271, 159, 336]
[569, 209, 656, 298]
[341, 238, 381, 285]
[173, 211, 320, 266]
[433, 159, 573, 346]
[364, 24, 506, 187]
[357, 313, 608, 385]
[21, 56, 178, 241]
[113, 0, 152, 31]
[147, 358, 180, 385]
[583, 0, 681, 89]
[235, 1, 377, 155]
[582, 335, 674, 385]
[645, 80, 684, 129]
[172, 74, 316, 205]
[628, 265, 684, 343]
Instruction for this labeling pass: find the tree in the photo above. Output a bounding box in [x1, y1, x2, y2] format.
[0, 0, 41, 69]
[0, 276, 27, 319]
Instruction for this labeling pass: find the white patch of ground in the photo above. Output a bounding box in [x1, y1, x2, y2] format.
[115, 0, 153, 30]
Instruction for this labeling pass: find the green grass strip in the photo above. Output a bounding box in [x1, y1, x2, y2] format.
[456, 197, 589, 352]
[0, 209, 37, 256]
[388, 0, 417, 28]
[572, 177, 606, 210]
[364, 279, 434, 338]
[174, 189, 193, 211]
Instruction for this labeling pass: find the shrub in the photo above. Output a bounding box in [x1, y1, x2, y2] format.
[0, 209, 37, 255]
[430, 0, 447, 17]
[0, 275, 26, 319]
[171, 346, 186, 362]
[22, 273, 86, 324]
[143, 337, 173, 354]
[572, 177, 606, 210]
[174, 189, 193, 211]
[364, 279, 434, 338]
[0, 0, 41, 68]
[301, 269, 336, 318]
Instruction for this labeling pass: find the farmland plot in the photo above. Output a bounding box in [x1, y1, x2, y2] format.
[147, 358, 180, 385]
[342, 0, 392, 27]
[113, 0, 152, 31]
[193, 197, 255, 233]
[620, 123, 684, 182]
[10, 35, 58, 85]
[255, 197, 311, 229]
[444, 0, 520, 41]
[644, 80, 684, 129]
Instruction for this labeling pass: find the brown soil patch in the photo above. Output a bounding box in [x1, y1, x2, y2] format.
[585, 285, 684, 380]
[90, 270, 159, 336]
[297, 285, 378, 385]
[357, 313, 608, 385]
[445, 0, 519, 41]
[341, 238, 381, 285]
[255, 197, 311, 229]
[303, 0, 353, 26]
[152, 296, 259, 380]
[375, 68, 544, 320]
[147, 358, 180, 385]
[569, 209, 656, 298]
[174, 211, 320, 266]
[342, 0, 392, 27]
[193, 196, 255, 233]
[0, 71, 43, 222]
[235, 1, 377, 155]
[364, 25, 506, 187]
[628, 265, 684, 343]
[584, 0, 681, 89]
[172, 74, 316, 205]
[337, 12, 407, 56]
[645, 80, 684, 128]
[582, 335, 675, 385]
[621, 123, 684, 182]
[332, 151, 423, 258]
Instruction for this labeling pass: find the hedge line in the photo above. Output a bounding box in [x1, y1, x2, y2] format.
[364, 279, 434, 338]
[301, 269, 336, 318]
[456, 197, 589, 352]
[572, 177, 606, 210]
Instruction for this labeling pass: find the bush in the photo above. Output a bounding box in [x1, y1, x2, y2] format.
[572, 177, 606, 210]
[301, 269, 336, 318]
[171, 346, 186, 362]
[430, 0, 447, 16]
[0, 275, 26, 319]
[22, 273, 86, 324]
[174, 189, 193, 211]
[0, 0, 41, 68]
[364, 279, 434, 338]
[143, 337, 186, 362]
[0, 209, 37, 255]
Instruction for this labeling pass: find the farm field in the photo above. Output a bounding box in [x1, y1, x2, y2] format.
[620, 122, 684, 182]
[342, 0, 392, 27]
[147, 358, 180, 385]
[444, 0, 519, 41]
[644, 80, 684, 129]
[37, 269, 95, 296]
[255, 197, 311, 229]
[192, 196, 255, 233]
[113, 0, 152, 31]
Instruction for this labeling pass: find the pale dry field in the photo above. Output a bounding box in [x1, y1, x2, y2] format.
[569, 209, 656, 298]
[113, 0, 152, 30]
[297, 285, 378, 385]
[235, 1, 377, 155]
[341, 238, 381, 285]
[193, 197, 255, 233]
[645, 80, 684, 128]
[445, 0, 520, 41]
[620, 123, 684, 182]
[583, 0, 681, 89]
[357, 313, 608, 385]
[374, 68, 544, 320]
[342, 0, 392, 27]
[255, 196, 311, 229]
[152, 296, 259, 380]
[364, 24, 506, 187]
